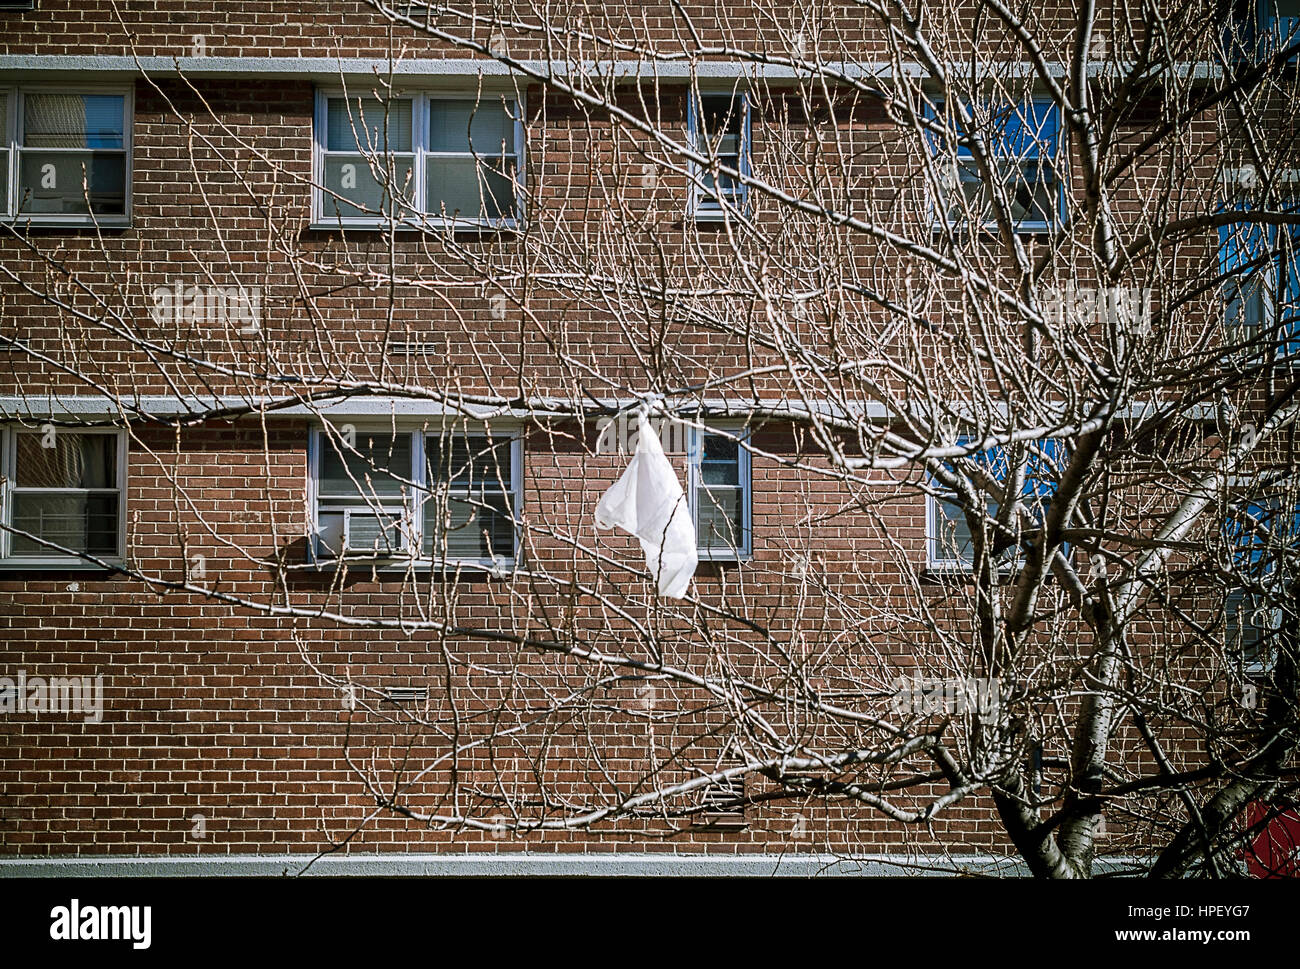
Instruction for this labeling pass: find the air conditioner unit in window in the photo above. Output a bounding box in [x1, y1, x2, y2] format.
[342, 508, 406, 556]
[316, 506, 409, 559]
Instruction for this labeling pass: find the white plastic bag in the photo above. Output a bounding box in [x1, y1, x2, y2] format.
[595, 413, 698, 598]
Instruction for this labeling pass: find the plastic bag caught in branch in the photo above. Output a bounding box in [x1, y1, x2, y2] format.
[595, 413, 698, 598]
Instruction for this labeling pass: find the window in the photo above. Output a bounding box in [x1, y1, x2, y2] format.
[423, 433, 516, 561]
[1223, 0, 1300, 61]
[687, 427, 751, 558]
[309, 425, 521, 568]
[313, 90, 522, 228]
[1263, 0, 1300, 49]
[0, 89, 131, 224]
[928, 437, 1067, 570]
[0, 428, 126, 565]
[319, 95, 415, 223]
[1222, 493, 1297, 673]
[1218, 206, 1300, 365]
[929, 99, 1062, 233]
[1226, 589, 1280, 674]
[687, 91, 750, 218]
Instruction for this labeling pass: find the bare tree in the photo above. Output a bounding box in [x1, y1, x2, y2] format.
[3, 0, 1300, 877]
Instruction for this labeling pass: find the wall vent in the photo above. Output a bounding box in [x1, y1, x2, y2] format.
[383, 686, 429, 704]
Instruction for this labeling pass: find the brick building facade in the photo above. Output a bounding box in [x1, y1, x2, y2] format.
[0, 1, 1295, 877]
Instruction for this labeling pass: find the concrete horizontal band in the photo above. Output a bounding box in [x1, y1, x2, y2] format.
[0, 55, 1219, 85]
[0, 851, 1143, 877]
[0, 394, 894, 422]
[0, 55, 905, 83]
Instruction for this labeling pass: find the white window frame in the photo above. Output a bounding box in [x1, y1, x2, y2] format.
[687, 423, 752, 560]
[0, 425, 128, 568]
[308, 423, 523, 571]
[686, 88, 751, 221]
[1, 85, 134, 227]
[311, 88, 525, 231]
[929, 98, 1063, 235]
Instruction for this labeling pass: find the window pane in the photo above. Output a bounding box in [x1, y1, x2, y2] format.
[10, 493, 119, 556]
[423, 434, 514, 559]
[948, 101, 1056, 159]
[426, 435, 512, 488]
[319, 432, 411, 499]
[425, 156, 516, 220]
[698, 95, 742, 141]
[428, 99, 513, 153]
[15, 433, 116, 489]
[934, 497, 974, 562]
[1226, 276, 1266, 329]
[321, 152, 414, 220]
[424, 492, 514, 559]
[697, 486, 743, 550]
[23, 94, 125, 149]
[18, 151, 126, 215]
[0, 95, 7, 212]
[1227, 590, 1274, 668]
[700, 433, 740, 485]
[949, 159, 1054, 225]
[1010, 161, 1056, 224]
[326, 98, 412, 153]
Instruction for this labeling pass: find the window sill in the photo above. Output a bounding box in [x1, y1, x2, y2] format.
[0, 557, 126, 574]
[303, 555, 519, 577]
[308, 217, 520, 235]
[697, 549, 752, 563]
[923, 561, 1021, 582]
[5, 216, 131, 230]
[690, 206, 745, 223]
[932, 220, 1060, 237]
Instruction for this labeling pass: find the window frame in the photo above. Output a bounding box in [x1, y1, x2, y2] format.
[686, 88, 752, 221]
[307, 423, 524, 571]
[928, 97, 1064, 236]
[0, 425, 128, 568]
[686, 423, 752, 561]
[311, 88, 525, 231]
[2, 84, 134, 227]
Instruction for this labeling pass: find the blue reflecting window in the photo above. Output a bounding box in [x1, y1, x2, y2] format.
[927, 98, 1062, 232]
[1223, 493, 1298, 672]
[1217, 202, 1300, 362]
[929, 437, 1068, 568]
